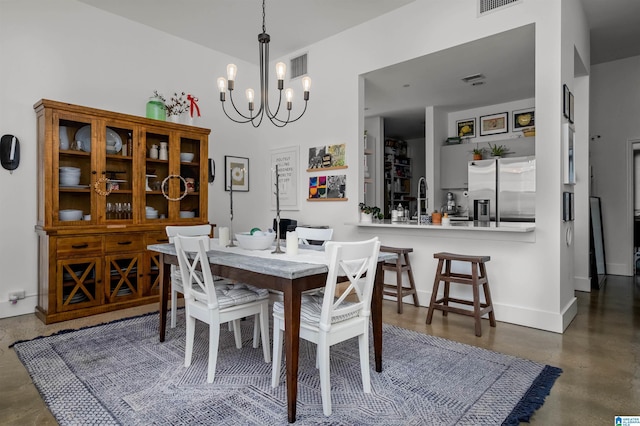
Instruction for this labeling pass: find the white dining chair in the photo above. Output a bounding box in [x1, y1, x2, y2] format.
[295, 226, 334, 246]
[271, 237, 381, 416]
[165, 225, 213, 328]
[174, 234, 271, 383]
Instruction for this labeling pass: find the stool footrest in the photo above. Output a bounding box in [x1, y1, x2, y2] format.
[436, 273, 487, 286]
[431, 297, 494, 317]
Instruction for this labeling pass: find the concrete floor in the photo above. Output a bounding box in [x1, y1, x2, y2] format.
[1, 275, 638, 425]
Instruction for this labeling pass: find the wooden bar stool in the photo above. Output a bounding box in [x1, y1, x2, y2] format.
[381, 246, 419, 314]
[426, 252, 496, 337]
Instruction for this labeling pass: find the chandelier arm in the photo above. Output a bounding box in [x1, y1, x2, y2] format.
[275, 101, 309, 125]
[221, 101, 255, 124]
[227, 90, 257, 121]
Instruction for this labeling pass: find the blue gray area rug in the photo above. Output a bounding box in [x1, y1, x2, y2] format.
[12, 312, 560, 425]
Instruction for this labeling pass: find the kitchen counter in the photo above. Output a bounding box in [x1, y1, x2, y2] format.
[352, 220, 535, 233]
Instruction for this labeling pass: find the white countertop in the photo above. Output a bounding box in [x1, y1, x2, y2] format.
[351, 220, 535, 233]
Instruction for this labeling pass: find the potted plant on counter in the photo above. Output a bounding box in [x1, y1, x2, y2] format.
[488, 143, 510, 158]
[470, 144, 486, 160]
[359, 203, 381, 223]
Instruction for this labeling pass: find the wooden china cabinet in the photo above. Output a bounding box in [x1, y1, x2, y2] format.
[34, 99, 210, 324]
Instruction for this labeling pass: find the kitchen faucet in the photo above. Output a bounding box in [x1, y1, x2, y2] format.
[417, 176, 427, 223]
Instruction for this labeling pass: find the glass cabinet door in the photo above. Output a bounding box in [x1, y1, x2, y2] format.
[55, 113, 95, 225]
[102, 121, 135, 223]
[143, 129, 171, 222]
[177, 134, 203, 220]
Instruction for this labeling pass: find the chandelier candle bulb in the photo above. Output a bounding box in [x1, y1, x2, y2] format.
[286, 231, 298, 256]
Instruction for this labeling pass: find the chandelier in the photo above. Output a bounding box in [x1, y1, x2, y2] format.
[216, 0, 311, 128]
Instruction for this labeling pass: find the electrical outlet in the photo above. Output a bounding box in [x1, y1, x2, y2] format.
[9, 290, 25, 300]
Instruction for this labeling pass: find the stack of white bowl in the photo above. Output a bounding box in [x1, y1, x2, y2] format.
[106, 138, 118, 155]
[145, 206, 159, 219]
[59, 167, 81, 186]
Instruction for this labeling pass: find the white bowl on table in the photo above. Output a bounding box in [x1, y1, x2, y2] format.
[235, 232, 275, 250]
[59, 209, 83, 221]
[180, 153, 195, 162]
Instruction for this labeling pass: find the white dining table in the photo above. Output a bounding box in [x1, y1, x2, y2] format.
[148, 239, 395, 423]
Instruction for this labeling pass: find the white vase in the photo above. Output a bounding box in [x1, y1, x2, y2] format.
[360, 212, 373, 223]
[167, 114, 180, 123]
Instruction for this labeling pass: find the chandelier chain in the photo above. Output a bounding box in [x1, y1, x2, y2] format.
[262, 0, 266, 33]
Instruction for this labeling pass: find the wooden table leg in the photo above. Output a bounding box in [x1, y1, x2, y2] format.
[283, 285, 302, 423]
[372, 261, 384, 372]
[158, 253, 170, 343]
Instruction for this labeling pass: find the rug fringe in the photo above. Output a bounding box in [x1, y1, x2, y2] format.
[502, 365, 563, 425]
[9, 310, 159, 348]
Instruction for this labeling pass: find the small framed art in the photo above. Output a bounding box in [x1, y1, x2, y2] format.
[225, 155, 249, 191]
[563, 84, 571, 120]
[513, 108, 535, 130]
[479, 112, 508, 136]
[456, 118, 476, 138]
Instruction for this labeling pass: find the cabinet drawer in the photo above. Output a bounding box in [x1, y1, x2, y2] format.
[105, 234, 145, 253]
[57, 236, 103, 257]
[145, 231, 170, 246]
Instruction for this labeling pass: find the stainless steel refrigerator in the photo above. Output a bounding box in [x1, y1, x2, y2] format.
[468, 156, 536, 222]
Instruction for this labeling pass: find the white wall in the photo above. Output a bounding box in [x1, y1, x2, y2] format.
[0, 0, 591, 332]
[263, 0, 588, 332]
[0, 0, 269, 317]
[590, 55, 640, 276]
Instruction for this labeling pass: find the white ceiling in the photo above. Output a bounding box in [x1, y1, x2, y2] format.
[78, 0, 640, 139]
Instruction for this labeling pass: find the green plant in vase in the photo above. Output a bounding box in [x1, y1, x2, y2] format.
[359, 203, 381, 223]
[470, 144, 486, 160]
[488, 143, 510, 157]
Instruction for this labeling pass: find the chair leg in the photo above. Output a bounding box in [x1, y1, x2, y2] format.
[184, 310, 195, 368]
[170, 288, 178, 328]
[271, 317, 283, 388]
[207, 320, 221, 383]
[358, 330, 371, 393]
[394, 258, 403, 314]
[318, 334, 332, 416]
[404, 253, 419, 307]
[472, 262, 482, 337]
[252, 313, 260, 349]
[259, 303, 271, 363]
[232, 319, 242, 349]
[480, 263, 497, 327]
[426, 259, 444, 324]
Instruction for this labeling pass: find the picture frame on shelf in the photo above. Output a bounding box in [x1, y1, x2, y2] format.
[224, 155, 249, 192]
[456, 118, 476, 138]
[513, 108, 535, 130]
[563, 84, 571, 120]
[479, 112, 508, 136]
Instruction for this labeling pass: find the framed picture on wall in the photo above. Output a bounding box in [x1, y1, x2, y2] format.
[563, 84, 571, 120]
[513, 108, 535, 130]
[479, 112, 508, 136]
[456, 118, 476, 138]
[569, 91, 575, 123]
[224, 155, 249, 191]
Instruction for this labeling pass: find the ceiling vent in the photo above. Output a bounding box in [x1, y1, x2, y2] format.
[290, 53, 308, 80]
[461, 73, 485, 83]
[478, 0, 522, 15]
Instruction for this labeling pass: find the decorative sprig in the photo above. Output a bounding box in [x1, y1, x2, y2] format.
[152, 91, 189, 116]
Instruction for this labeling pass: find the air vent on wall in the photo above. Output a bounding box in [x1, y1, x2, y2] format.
[290, 53, 308, 80]
[479, 0, 522, 15]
